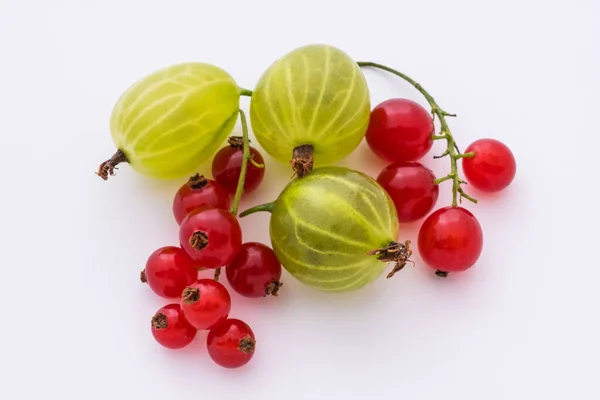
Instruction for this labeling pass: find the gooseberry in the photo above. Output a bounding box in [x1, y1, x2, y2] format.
[241, 166, 411, 292]
[249, 44, 371, 176]
[97, 62, 242, 180]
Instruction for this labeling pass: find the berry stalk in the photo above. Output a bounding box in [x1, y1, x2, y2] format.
[214, 109, 260, 280]
[357, 61, 477, 206]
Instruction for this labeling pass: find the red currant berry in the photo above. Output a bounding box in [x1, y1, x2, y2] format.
[366, 98, 434, 162]
[212, 136, 265, 195]
[207, 318, 256, 368]
[462, 138, 516, 192]
[141, 246, 197, 298]
[181, 279, 231, 330]
[179, 206, 242, 269]
[151, 304, 197, 349]
[377, 162, 439, 223]
[226, 242, 283, 298]
[418, 206, 483, 276]
[172, 173, 231, 225]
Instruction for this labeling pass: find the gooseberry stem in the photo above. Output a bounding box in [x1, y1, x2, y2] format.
[239, 201, 275, 217]
[357, 61, 477, 207]
[240, 88, 253, 97]
[214, 108, 253, 281]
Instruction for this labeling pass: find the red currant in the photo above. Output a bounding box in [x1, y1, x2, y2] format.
[365, 98, 434, 162]
[226, 242, 282, 298]
[418, 206, 483, 276]
[181, 279, 231, 330]
[207, 318, 256, 368]
[462, 138, 516, 192]
[172, 173, 231, 225]
[376, 161, 439, 223]
[179, 206, 242, 269]
[151, 304, 197, 349]
[141, 246, 197, 298]
[212, 137, 265, 195]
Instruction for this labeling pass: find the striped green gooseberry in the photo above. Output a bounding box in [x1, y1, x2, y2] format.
[97, 62, 243, 180]
[249, 44, 371, 177]
[240, 166, 412, 292]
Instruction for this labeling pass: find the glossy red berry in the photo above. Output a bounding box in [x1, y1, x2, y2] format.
[366, 98, 434, 162]
[172, 173, 231, 225]
[180, 279, 231, 330]
[207, 318, 256, 368]
[151, 304, 197, 349]
[418, 206, 483, 276]
[212, 137, 265, 195]
[377, 162, 439, 223]
[179, 206, 242, 269]
[226, 242, 282, 298]
[141, 246, 197, 298]
[462, 138, 516, 192]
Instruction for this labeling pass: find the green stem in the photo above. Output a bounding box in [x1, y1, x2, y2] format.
[239, 88, 253, 97]
[214, 109, 252, 281]
[239, 202, 275, 218]
[357, 61, 477, 207]
[229, 109, 251, 217]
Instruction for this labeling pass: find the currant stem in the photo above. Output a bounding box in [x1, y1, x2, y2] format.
[357, 61, 477, 207]
[229, 109, 252, 217]
[214, 109, 252, 280]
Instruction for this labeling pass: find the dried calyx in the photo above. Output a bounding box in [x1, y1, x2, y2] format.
[238, 335, 256, 354]
[151, 313, 168, 329]
[291, 144, 314, 178]
[188, 173, 208, 190]
[367, 240, 414, 279]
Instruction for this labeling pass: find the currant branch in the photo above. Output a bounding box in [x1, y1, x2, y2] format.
[214, 109, 259, 281]
[357, 61, 477, 207]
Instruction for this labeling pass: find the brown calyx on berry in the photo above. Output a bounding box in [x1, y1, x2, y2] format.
[96, 149, 129, 181]
[188, 173, 208, 190]
[227, 136, 244, 148]
[182, 287, 200, 304]
[435, 270, 449, 278]
[238, 335, 256, 354]
[264, 280, 283, 297]
[367, 240, 414, 279]
[151, 313, 168, 329]
[189, 231, 208, 251]
[291, 144, 314, 178]
[140, 270, 147, 283]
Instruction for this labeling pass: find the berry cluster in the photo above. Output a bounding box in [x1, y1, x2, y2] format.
[360, 62, 516, 276]
[143, 118, 278, 369]
[97, 45, 518, 371]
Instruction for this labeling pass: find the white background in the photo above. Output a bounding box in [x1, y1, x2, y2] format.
[1, 0, 599, 399]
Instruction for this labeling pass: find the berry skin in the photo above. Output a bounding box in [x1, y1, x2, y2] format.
[365, 98, 434, 162]
[212, 137, 265, 195]
[226, 242, 283, 298]
[462, 138, 516, 192]
[151, 304, 197, 349]
[179, 206, 242, 269]
[376, 162, 439, 223]
[172, 173, 231, 225]
[141, 246, 198, 298]
[207, 319, 256, 369]
[180, 279, 231, 330]
[418, 206, 483, 275]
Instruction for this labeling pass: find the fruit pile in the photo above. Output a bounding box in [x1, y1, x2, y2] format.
[97, 44, 516, 369]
